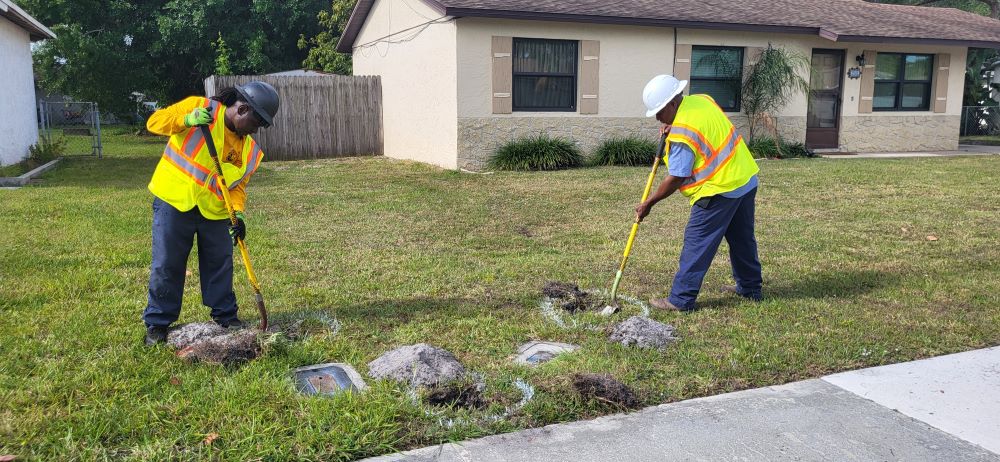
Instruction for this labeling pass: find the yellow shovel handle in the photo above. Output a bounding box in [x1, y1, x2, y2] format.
[617, 136, 665, 272]
[199, 125, 267, 330]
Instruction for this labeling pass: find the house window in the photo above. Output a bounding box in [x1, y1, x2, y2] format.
[512, 38, 578, 112]
[873, 53, 933, 111]
[690, 46, 744, 112]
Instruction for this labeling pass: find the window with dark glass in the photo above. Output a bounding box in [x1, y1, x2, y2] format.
[512, 38, 578, 112]
[690, 46, 744, 112]
[873, 53, 933, 111]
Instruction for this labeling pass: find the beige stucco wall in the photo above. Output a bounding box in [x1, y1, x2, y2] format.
[457, 18, 675, 118]
[455, 18, 673, 169]
[452, 20, 968, 169]
[353, 6, 971, 169]
[0, 16, 41, 166]
[677, 30, 967, 151]
[351, 0, 458, 169]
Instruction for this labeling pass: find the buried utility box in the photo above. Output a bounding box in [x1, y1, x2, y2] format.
[294, 363, 367, 396]
[515, 341, 580, 365]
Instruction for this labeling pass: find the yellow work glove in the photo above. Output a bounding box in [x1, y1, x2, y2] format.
[183, 107, 214, 127]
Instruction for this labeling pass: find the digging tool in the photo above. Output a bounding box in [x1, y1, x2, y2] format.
[601, 134, 667, 317]
[199, 125, 268, 331]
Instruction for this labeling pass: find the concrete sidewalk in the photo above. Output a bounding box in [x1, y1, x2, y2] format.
[363, 346, 1000, 462]
[820, 144, 1000, 159]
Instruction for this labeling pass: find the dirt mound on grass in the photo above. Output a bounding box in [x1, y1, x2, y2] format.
[542, 281, 605, 313]
[572, 373, 640, 409]
[167, 322, 229, 349]
[368, 343, 466, 387]
[606, 316, 679, 350]
[424, 381, 487, 410]
[175, 330, 261, 367]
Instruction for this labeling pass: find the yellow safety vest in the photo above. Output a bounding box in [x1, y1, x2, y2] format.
[665, 94, 759, 205]
[148, 98, 264, 220]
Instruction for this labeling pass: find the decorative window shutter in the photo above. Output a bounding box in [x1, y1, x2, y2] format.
[858, 49, 877, 114]
[579, 40, 600, 114]
[674, 44, 692, 94]
[492, 36, 513, 114]
[933, 54, 950, 114]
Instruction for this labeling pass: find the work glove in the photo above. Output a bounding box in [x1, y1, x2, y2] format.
[183, 107, 214, 127]
[229, 211, 246, 246]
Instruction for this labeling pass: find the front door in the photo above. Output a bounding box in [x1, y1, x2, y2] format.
[806, 49, 845, 149]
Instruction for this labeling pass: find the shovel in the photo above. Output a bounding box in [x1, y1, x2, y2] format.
[601, 134, 666, 316]
[199, 125, 269, 331]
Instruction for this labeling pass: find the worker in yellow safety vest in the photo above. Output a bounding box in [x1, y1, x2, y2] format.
[634, 74, 762, 311]
[142, 81, 279, 345]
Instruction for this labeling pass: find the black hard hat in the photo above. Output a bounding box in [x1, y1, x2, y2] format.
[235, 81, 279, 128]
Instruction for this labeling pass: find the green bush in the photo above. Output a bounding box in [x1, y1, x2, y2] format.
[488, 134, 582, 171]
[590, 136, 659, 166]
[747, 137, 813, 159]
[28, 137, 67, 166]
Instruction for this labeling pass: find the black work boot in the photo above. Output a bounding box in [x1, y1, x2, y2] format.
[215, 317, 246, 330]
[145, 325, 169, 346]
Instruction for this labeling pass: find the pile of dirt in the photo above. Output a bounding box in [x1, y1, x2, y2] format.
[167, 322, 261, 367]
[167, 322, 228, 349]
[542, 281, 605, 313]
[606, 316, 680, 350]
[368, 343, 466, 387]
[176, 330, 260, 367]
[572, 373, 640, 409]
[424, 381, 487, 410]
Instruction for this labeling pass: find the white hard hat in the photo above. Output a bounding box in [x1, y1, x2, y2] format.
[642, 74, 688, 117]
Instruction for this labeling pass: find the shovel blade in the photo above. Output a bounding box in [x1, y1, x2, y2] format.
[599, 301, 621, 317]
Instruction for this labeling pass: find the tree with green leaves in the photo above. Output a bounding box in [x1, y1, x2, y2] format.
[298, 0, 357, 75]
[23, 0, 327, 119]
[966, 50, 1000, 106]
[867, 0, 996, 18]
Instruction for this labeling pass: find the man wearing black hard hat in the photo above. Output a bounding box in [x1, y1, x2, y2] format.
[141, 81, 279, 345]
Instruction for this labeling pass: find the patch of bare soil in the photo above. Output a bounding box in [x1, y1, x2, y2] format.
[572, 373, 640, 409]
[424, 381, 488, 410]
[542, 281, 606, 313]
[175, 330, 261, 367]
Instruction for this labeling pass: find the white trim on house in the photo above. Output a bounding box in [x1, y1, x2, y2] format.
[0, 0, 55, 41]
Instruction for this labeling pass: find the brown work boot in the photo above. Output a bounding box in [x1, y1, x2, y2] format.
[649, 298, 685, 311]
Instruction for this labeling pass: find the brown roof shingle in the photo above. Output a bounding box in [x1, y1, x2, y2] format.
[338, 0, 1000, 52]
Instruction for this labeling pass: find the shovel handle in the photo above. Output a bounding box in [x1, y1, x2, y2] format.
[610, 135, 666, 302]
[199, 125, 268, 331]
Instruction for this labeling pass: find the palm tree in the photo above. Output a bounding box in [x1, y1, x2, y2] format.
[741, 44, 810, 157]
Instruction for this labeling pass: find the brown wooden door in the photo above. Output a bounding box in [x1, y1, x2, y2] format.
[806, 50, 845, 149]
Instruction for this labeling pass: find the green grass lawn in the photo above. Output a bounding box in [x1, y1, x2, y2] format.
[2, 131, 999, 461]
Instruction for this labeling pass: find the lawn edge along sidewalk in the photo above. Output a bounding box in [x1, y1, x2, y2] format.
[360, 347, 1000, 462]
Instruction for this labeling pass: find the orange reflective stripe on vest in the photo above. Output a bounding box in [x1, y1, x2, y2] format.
[665, 94, 759, 204]
[162, 143, 212, 187]
[148, 96, 264, 220]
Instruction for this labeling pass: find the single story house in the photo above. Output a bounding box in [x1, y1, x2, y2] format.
[339, 0, 1000, 170]
[0, 0, 55, 166]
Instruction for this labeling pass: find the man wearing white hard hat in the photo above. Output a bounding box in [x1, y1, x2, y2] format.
[634, 74, 762, 311]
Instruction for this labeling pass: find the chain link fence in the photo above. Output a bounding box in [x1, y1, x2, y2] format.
[38, 101, 103, 158]
[961, 106, 1000, 138]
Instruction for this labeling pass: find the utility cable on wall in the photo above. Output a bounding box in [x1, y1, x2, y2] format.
[353, 16, 455, 52]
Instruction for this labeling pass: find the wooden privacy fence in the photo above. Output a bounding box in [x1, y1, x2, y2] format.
[204, 74, 383, 161]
